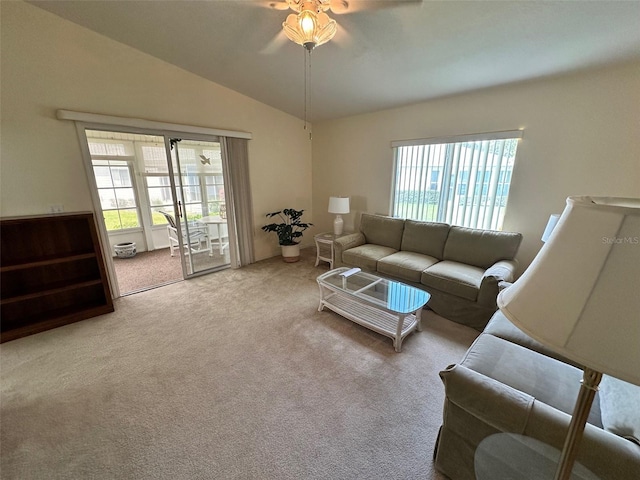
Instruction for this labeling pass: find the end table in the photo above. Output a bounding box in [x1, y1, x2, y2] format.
[314, 232, 350, 269]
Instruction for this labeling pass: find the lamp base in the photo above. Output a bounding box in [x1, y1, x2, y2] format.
[333, 215, 344, 236]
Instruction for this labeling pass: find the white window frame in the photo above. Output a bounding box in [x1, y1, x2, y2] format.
[90, 152, 143, 232]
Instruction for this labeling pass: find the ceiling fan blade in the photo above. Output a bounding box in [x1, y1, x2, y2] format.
[264, 0, 290, 10]
[260, 30, 289, 54]
[332, 24, 353, 48]
[330, 0, 422, 14]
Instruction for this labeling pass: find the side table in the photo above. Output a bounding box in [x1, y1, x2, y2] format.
[314, 232, 350, 269]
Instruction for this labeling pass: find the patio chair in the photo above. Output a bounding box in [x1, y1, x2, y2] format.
[159, 211, 212, 257]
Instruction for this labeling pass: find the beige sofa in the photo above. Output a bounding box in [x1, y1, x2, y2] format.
[435, 310, 640, 479]
[333, 213, 523, 330]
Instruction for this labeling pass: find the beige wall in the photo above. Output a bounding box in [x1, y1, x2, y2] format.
[312, 61, 640, 273]
[0, 1, 312, 261]
[3, 2, 639, 271]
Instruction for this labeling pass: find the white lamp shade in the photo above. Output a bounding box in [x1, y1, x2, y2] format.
[497, 196, 640, 386]
[328, 197, 350, 214]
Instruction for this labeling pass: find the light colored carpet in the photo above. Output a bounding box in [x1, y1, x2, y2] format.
[112, 247, 231, 295]
[0, 248, 479, 479]
[112, 248, 183, 294]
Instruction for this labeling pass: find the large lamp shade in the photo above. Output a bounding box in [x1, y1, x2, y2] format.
[498, 196, 640, 480]
[498, 196, 640, 385]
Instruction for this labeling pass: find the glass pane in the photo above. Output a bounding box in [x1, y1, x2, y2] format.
[141, 145, 169, 173]
[204, 175, 216, 185]
[181, 174, 200, 186]
[89, 142, 128, 156]
[103, 210, 122, 231]
[206, 186, 218, 199]
[114, 187, 137, 208]
[148, 186, 173, 206]
[118, 208, 140, 228]
[146, 176, 170, 187]
[93, 166, 113, 188]
[184, 204, 203, 221]
[207, 200, 222, 216]
[111, 166, 132, 187]
[183, 186, 201, 203]
[151, 207, 170, 225]
[98, 189, 118, 210]
[179, 148, 197, 164]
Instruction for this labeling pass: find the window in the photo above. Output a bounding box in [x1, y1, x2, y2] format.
[391, 130, 522, 230]
[92, 159, 140, 230]
[139, 142, 225, 225]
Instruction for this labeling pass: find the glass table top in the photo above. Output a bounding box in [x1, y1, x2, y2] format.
[317, 267, 430, 314]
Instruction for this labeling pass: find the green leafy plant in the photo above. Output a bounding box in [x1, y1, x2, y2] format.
[261, 208, 313, 246]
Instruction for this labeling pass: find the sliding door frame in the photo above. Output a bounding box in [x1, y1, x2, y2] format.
[72, 118, 249, 297]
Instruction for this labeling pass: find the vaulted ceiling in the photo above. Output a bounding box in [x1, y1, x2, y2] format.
[29, 0, 640, 122]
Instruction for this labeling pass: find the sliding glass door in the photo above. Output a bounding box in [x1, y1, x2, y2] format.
[166, 137, 231, 277]
[83, 128, 235, 297]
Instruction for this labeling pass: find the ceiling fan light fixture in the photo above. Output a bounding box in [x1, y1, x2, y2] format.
[283, 7, 337, 51]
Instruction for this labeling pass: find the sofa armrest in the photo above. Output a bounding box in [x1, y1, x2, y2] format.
[333, 232, 366, 268]
[440, 363, 534, 433]
[440, 364, 640, 480]
[477, 260, 518, 307]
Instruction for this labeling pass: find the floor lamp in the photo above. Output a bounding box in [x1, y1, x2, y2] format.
[497, 196, 640, 480]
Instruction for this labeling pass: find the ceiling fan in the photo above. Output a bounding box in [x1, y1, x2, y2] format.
[260, 0, 421, 51]
[254, 0, 421, 135]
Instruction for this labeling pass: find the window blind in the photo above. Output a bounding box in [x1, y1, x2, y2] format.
[391, 131, 522, 230]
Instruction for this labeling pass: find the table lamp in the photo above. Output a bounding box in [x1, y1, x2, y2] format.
[497, 196, 640, 480]
[328, 196, 350, 235]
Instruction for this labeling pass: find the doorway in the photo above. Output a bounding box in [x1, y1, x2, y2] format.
[84, 129, 231, 296]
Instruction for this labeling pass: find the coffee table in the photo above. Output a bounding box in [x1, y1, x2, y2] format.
[317, 267, 430, 352]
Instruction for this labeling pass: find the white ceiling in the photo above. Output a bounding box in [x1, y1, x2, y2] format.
[29, 0, 640, 122]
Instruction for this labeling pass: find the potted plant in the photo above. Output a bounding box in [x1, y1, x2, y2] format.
[262, 208, 313, 262]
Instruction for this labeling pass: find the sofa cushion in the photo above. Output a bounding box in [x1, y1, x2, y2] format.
[421, 260, 484, 301]
[599, 375, 640, 445]
[443, 226, 523, 269]
[483, 310, 583, 369]
[342, 244, 397, 271]
[400, 220, 450, 259]
[359, 213, 405, 250]
[377, 251, 440, 283]
[461, 334, 602, 427]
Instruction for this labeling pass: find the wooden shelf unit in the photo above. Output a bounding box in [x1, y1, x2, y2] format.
[1, 212, 114, 342]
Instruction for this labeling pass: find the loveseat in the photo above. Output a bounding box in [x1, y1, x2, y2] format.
[333, 213, 523, 330]
[434, 310, 640, 479]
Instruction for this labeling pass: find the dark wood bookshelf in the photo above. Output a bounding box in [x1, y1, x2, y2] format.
[1, 212, 114, 342]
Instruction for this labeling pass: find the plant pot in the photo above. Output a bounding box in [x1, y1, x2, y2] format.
[281, 244, 300, 263]
[114, 242, 137, 258]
